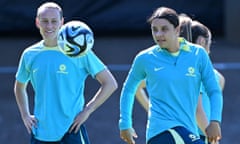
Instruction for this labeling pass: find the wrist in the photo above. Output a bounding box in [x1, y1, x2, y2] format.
[84, 104, 95, 114]
[210, 120, 221, 125]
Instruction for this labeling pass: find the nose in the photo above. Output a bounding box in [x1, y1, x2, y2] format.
[154, 31, 163, 37]
[46, 21, 54, 28]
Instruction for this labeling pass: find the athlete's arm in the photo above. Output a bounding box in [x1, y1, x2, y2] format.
[86, 69, 118, 113]
[14, 80, 37, 134]
[217, 71, 225, 90]
[135, 80, 149, 111]
[196, 94, 208, 135]
[69, 69, 118, 133]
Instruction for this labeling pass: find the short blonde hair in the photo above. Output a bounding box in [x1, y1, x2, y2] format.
[37, 2, 63, 18]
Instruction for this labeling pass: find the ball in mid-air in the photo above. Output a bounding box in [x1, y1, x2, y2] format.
[58, 20, 94, 57]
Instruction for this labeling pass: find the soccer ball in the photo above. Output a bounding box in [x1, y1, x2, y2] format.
[58, 20, 94, 57]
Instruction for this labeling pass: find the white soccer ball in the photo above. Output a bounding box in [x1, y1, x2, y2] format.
[58, 20, 94, 57]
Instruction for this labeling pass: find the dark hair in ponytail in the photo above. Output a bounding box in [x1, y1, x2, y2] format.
[179, 13, 192, 42]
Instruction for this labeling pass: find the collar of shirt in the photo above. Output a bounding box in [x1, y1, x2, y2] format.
[156, 37, 192, 55]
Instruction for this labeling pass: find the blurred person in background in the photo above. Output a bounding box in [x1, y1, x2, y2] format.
[189, 19, 225, 144]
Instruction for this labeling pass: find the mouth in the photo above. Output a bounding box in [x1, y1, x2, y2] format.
[46, 30, 54, 33]
[156, 39, 165, 44]
[44, 29, 55, 34]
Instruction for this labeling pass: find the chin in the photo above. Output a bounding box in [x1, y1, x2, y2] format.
[45, 34, 57, 39]
[157, 43, 165, 48]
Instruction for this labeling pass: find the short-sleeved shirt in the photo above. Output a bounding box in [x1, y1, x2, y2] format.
[16, 41, 106, 141]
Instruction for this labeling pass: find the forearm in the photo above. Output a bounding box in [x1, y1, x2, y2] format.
[136, 88, 149, 111]
[85, 82, 117, 113]
[84, 70, 118, 114]
[14, 81, 31, 118]
[209, 93, 223, 122]
[196, 108, 208, 135]
[196, 95, 208, 135]
[119, 82, 139, 130]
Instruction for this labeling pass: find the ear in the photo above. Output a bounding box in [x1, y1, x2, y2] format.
[58, 18, 64, 28]
[35, 18, 40, 29]
[61, 18, 64, 25]
[196, 36, 206, 46]
[175, 26, 180, 36]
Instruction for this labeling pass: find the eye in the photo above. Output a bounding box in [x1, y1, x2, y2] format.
[161, 26, 168, 32]
[41, 19, 48, 23]
[52, 20, 57, 24]
[39, 18, 50, 25]
[152, 26, 158, 32]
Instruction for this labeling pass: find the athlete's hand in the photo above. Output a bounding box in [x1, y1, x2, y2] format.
[69, 108, 91, 133]
[22, 115, 38, 134]
[205, 121, 221, 143]
[120, 128, 138, 144]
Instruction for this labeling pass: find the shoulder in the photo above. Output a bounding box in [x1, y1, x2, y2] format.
[179, 38, 206, 56]
[18, 41, 45, 63]
[136, 45, 158, 58]
[23, 41, 43, 54]
[188, 43, 208, 59]
[77, 49, 99, 60]
[184, 40, 206, 53]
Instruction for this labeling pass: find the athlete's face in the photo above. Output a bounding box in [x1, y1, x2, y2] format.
[151, 18, 179, 49]
[36, 7, 63, 46]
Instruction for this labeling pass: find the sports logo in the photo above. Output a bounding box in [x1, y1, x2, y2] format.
[57, 64, 68, 74]
[185, 67, 196, 77]
[188, 134, 200, 142]
[154, 67, 164, 71]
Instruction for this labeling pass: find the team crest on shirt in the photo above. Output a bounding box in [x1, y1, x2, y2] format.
[57, 64, 68, 74]
[185, 67, 196, 77]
